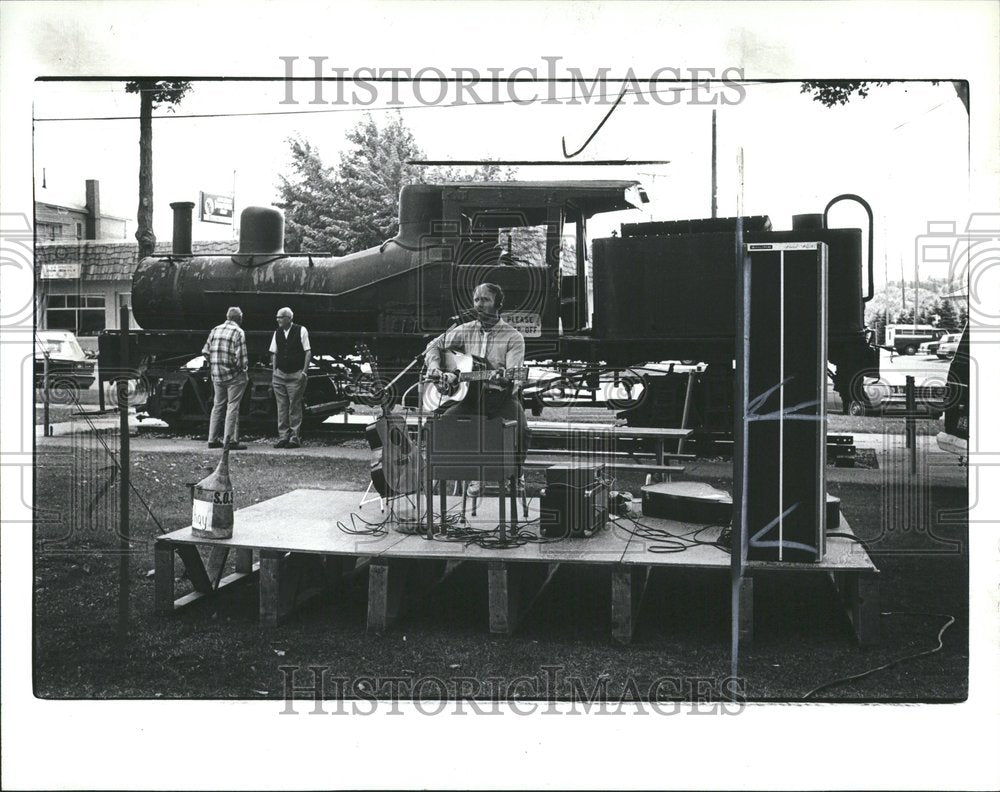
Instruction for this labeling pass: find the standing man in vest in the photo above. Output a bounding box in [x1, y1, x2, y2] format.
[270, 307, 311, 449]
[202, 306, 248, 450]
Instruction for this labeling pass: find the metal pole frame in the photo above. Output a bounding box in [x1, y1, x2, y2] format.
[117, 306, 131, 638]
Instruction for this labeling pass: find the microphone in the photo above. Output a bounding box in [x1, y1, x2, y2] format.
[448, 308, 480, 324]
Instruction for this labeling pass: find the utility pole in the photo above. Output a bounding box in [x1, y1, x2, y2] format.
[899, 257, 907, 324]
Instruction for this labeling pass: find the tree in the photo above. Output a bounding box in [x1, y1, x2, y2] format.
[276, 136, 339, 254]
[801, 79, 969, 114]
[934, 297, 959, 330]
[125, 80, 191, 259]
[328, 113, 428, 253]
[276, 114, 519, 255]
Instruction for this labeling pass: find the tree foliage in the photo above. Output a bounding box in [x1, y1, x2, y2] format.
[865, 276, 967, 330]
[800, 80, 890, 107]
[124, 80, 192, 108]
[801, 79, 969, 114]
[277, 113, 517, 255]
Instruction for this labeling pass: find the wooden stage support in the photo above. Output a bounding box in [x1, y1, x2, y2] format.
[154, 489, 879, 645]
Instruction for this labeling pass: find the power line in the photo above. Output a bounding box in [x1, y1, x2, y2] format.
[34, 81, 774, 123]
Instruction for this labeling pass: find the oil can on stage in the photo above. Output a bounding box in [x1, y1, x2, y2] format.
[191, 445, 234, 539]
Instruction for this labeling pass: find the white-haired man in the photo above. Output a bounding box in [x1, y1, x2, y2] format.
[202, 306, 248, 450]
[270, 306, 311, 448]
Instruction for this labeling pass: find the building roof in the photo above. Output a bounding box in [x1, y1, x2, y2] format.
[35, 239, 235, 281]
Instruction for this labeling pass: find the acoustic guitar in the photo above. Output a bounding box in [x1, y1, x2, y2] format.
[358, 344, 419, 498]
[422, 350, 528, 413]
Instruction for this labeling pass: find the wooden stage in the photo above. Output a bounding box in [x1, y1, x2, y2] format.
[155, 489, 879, 645]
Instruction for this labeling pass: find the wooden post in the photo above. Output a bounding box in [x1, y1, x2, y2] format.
[259, 550, 289, 627]
[367, 559, 406, 634]
[611, 565, 650, 645]
[117, 305, 130, 638]
[42, 352, 51, 436]
[235, 548, 253, 574]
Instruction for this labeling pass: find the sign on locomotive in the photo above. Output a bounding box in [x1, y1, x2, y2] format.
[98, 181, 879, 435]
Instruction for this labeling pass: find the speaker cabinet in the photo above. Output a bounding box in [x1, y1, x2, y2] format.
[738, 242, 828, 563]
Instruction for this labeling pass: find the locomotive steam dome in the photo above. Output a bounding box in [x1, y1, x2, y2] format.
[236, 206, 284, 254]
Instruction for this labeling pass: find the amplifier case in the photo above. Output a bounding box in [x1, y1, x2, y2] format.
[428, 415, 517, 481]
[540, 481, 608, 538]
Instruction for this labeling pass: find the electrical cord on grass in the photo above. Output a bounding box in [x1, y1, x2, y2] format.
[802, 611, 956, 699]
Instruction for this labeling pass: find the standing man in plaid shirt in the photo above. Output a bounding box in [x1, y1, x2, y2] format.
[202, 306, 249, 450]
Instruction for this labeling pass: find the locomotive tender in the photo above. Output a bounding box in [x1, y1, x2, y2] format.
[98, 180, 879, 433]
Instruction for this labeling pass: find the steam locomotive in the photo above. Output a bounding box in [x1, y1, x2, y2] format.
[98, 180, 879, 435]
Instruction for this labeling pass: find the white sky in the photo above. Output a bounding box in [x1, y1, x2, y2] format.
[33, 79, 969, 286]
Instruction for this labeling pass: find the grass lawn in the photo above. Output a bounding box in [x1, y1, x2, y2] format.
[32, 447, 967, 702]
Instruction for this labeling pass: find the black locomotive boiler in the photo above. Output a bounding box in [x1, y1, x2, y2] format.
[98, 181, 879, 435]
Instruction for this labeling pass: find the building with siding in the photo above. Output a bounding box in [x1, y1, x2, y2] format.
[35, 179, 236, 350]
[36, 238, 233, 350]
[35, 179, 129, 242]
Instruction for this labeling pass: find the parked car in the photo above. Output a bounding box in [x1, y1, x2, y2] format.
[917, 338, 942, 355]
[885, 324, 950, 355]
[937, 326, 969, 461]
[936, 333, 961, 359]
[34, 330, 96, 391]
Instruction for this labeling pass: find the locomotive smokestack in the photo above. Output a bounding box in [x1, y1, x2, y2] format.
[170, 201, 195, 255]
[237, 207, 285, 255]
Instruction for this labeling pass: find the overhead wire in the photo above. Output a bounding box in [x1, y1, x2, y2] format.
[34, 80, 778, 122]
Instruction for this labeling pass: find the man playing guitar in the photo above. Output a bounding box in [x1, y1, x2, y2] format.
[424, 282, 528, 497]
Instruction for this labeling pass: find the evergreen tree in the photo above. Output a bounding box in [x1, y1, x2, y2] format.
[934, 298, 959, 331]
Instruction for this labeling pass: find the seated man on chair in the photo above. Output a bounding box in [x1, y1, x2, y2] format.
[424, 282, 528, 498]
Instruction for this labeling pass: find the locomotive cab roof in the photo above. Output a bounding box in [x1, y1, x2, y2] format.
[404, 180, 648, 223]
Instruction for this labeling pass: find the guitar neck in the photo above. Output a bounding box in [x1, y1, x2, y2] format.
[458, 369, 524, 383]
